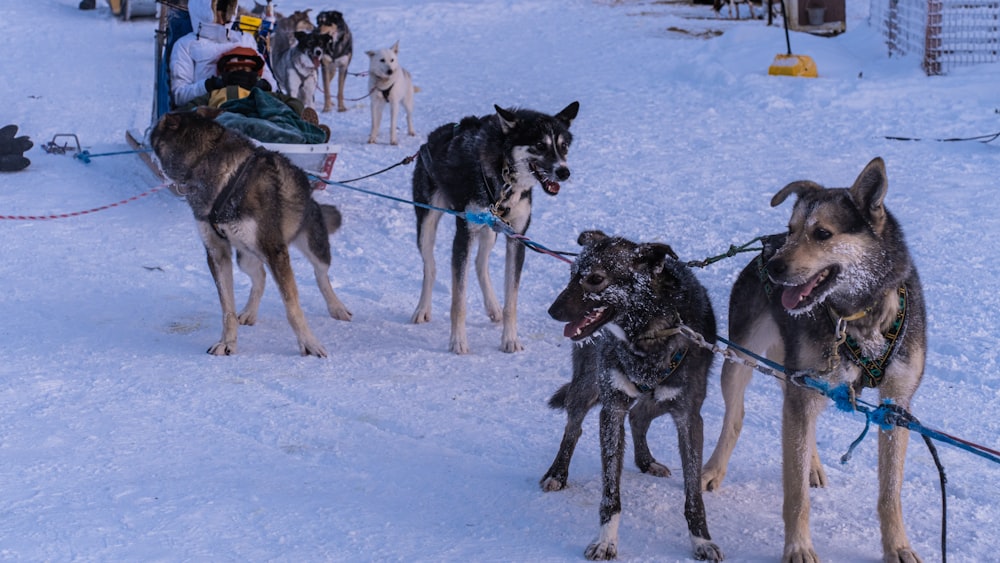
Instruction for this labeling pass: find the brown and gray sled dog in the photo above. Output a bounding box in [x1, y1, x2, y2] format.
[700, 157, 926, 562]
[316, 10, 353, 113]
[547, 230, 723, 561]
[149, 108, 352, 357]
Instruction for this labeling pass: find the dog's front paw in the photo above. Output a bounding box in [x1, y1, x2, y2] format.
[450, 336, 470, 355]
[638, 459, 671, 478]
[539, 471, 567, 492]
[585, 540, 617, 561]
[299, 338, 328, 358]
[782, 542, 819, 563]
[367, 135, 378, 144]
[500, 336, 524, 353]
[207, 341, 237, 355]
[885, 546, 922, 563]
[390, 136, 399, 146]
[692, 538, 724, 562]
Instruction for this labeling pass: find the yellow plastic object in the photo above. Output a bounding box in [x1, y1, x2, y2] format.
[235, 15, 262, 34]
[768, 54, 818, 78]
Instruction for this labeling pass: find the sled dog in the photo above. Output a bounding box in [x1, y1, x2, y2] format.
[700, 157, 927, 562]
[149, 108, 352, 357]
[410, 101, 579, 354]
[272, 29, 331, 111]
[365, 41, 415, 145]
[268, 9, 313, 66]
[316, 10, 353, 113]
[546, 230, 723, 561]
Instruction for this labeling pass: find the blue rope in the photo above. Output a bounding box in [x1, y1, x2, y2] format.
[312, 176, 576, 263]
[75, 148, 152, 164]
[716, 335, 1000, 466]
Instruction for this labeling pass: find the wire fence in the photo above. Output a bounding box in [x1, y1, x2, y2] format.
[871, 0, 1000, 75]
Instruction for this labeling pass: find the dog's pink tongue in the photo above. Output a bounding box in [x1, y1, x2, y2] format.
[780, 274, 822, 310]
[563, 320, 583, 339]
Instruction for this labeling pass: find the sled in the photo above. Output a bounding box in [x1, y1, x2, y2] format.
[131, 1, 340, 188]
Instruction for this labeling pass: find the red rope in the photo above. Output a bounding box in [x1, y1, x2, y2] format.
[0, 184, 170, 221]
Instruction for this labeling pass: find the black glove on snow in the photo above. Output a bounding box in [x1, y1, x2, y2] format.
[0, 124, 32, 155]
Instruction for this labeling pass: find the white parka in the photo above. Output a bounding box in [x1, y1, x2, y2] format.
[169, 0, 274, 107]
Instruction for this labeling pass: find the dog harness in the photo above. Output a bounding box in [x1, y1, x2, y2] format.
[207, 153, 257, 238]
[634, 348, 689, 394]
[840, 286, 908, 388]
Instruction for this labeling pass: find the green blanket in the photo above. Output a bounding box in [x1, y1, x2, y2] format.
[217, 88, 327, 144]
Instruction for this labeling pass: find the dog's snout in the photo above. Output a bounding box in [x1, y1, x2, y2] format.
[766, 258, 787, 279]
[555, 166, 570, 181]
[548, 292, 572, 322]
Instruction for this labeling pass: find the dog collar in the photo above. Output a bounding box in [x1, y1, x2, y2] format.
[840, 286, 908, 388]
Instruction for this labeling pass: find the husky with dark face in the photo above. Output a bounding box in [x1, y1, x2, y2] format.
[272, 29, 332, 111]
[410, 101, 579, 354]
[315, 10, 353, 113]
[150, 108, 352, 357]
[700, 158, 927, 562]
[546, 230, 723, 562]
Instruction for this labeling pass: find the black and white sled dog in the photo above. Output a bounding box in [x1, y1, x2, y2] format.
[700, 158, 927, 562]
[149, 108, 353, 357]
[271, 29, 332, 111]
[316, 10, 353, 113]
[365, 41, 415, 145]
[545, 230, 723, 561]
[410, 101, 579, 354]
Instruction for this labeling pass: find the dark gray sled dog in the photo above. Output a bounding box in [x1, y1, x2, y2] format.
[150, 108, 352, 357]
[546, 230, 723, 562]
[700, 157, 927, 562]
[410, 101, 579, 354]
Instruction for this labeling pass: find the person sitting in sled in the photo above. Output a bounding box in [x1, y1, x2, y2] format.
[169, 0, 327, 143]
[168, 0, 273, 108]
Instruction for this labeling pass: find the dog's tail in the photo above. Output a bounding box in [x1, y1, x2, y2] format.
[320, 204, 342, 234]
[547, 383, 570, 410]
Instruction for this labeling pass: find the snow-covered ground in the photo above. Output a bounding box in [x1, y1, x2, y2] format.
[1, 0, 998, 560]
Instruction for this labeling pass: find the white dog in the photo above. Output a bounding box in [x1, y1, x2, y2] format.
[365, 41, 415, 145]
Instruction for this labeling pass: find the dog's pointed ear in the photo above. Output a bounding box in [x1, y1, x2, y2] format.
[193, 106, 224, 121]
[555, 101, 580, 128]
[577, 230, 608, 247]
[495, 105, 518, 133]
[771, 180, 824, 207]
[161, 112, 183, 131]
[848, 157, 888, 231]
[636, 242, 678, 275]
[294, 30, 308, 42]
[392, 40, 399, 54]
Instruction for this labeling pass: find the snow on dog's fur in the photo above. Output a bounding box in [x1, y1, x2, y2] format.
[545, 230, 723, 562]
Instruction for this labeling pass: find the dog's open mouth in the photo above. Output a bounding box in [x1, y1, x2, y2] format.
[778, 267, 837, 311]
[530, 163, 560, 195]
[563, 305, 613, 341]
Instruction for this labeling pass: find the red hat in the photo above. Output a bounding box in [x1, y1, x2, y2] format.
[216, 47, 264, 77]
